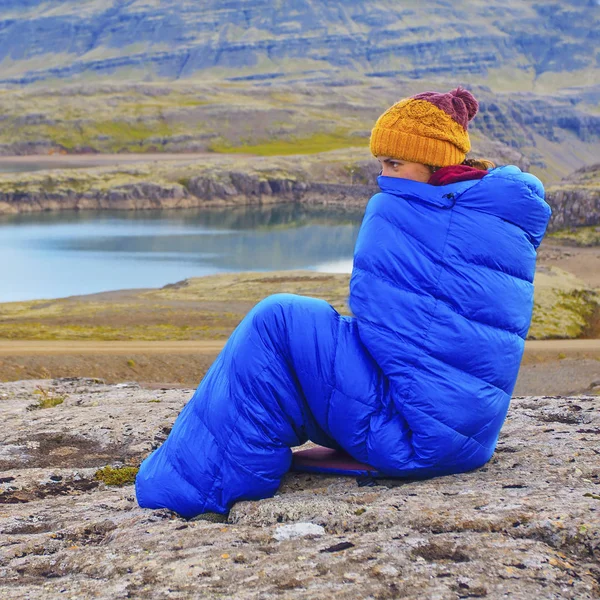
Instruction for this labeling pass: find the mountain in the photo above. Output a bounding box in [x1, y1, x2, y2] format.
[0, 0, 598, 182]
[0, 0, 598, 87]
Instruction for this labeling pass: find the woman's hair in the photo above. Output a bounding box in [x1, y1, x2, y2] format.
[429, 158, 496, 174]
[463, 158, 496, 170]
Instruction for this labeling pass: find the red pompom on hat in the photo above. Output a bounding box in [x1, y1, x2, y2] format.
[411, 87, 479, 129]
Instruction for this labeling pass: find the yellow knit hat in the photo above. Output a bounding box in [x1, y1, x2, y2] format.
[369, 88, 479, 167]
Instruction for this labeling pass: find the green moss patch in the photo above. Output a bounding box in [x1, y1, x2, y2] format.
[547, 226, 600, 247]
[209, 132, 364, 156]
[530, 267, 599, 339]
[27, 386, 66, 410]
[94, 466, 139, 486]
[0, 322, 228, 341]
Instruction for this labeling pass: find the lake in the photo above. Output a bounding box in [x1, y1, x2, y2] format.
[0, 205, 362, 302]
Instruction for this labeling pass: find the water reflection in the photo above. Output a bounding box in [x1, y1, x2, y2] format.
[0, 158, 152, 173]
[0, 161, 107, 173]
[0, 204, 363, 302]
[0, 203, 363, 229]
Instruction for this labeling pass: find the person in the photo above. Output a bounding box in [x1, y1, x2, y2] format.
[136, 88, 551, 518]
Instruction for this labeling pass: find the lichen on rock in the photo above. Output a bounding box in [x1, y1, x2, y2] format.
[530, 266, 599, 339]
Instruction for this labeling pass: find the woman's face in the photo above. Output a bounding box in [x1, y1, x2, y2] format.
[377, 156, 432, 182]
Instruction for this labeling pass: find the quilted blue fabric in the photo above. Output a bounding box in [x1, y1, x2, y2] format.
[136, 166, 551, 518]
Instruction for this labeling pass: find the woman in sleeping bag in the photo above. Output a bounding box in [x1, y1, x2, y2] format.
[136, 87, 551, 518]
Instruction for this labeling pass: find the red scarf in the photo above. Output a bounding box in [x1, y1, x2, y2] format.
[428, 165, 487, 186]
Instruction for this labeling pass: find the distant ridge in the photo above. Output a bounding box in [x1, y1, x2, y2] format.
[0, 0, 597, 87]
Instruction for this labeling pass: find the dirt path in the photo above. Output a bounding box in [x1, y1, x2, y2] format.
[0, 340, 227, 355]
[521, 338, 600, 361]
[1, 339, 599, 358]
[0, 152, 256, 173]
[0, 339, 597, 396]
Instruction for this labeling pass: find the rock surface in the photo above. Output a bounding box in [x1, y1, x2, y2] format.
[0, 175, 373, 214]
[1, 378, 599, 598]
[547, 164, 600, 231]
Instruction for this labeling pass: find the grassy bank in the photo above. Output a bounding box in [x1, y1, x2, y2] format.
[0, 272, 351, 342]
[0, 82, 372, 155]
[0, 269, 597, 342]
[530, 266, 599, 339]
[547, 225, 600, 247]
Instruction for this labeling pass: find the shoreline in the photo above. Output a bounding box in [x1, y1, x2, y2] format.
[0, 150, 377, 215]
[0, 153, 597, 233]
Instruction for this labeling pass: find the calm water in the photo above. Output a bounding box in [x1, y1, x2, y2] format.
[0, 205, 362, 302]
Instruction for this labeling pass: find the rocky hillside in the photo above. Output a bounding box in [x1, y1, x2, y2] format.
[0, 80, 598, 183]
[546, 164, 600, 230]
[0, 0, 598, 87]
[0, 2, 598, 180]
[0, 378, 599, 599]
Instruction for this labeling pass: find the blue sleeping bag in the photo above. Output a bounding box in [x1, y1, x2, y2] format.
[136, 166, 551, 518]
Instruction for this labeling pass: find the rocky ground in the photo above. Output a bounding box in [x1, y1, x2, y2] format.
[0, 378, 599, 599]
